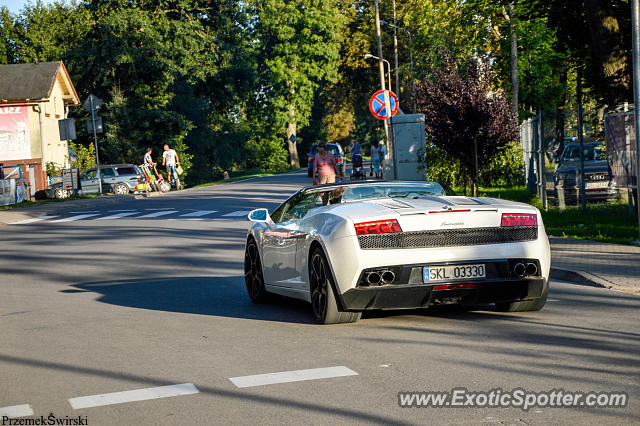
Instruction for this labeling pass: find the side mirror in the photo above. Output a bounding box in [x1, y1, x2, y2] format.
[248, 208, 273, 226]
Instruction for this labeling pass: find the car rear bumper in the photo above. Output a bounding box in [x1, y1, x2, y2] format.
[339, 278, 546, 311]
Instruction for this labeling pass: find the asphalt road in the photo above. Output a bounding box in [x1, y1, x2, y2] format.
[1, 171, 639, 425]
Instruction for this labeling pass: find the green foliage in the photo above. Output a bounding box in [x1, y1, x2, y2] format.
[45, 161, 62, 177]
[420, 142, 524, 188]
[246, 136, 290, 173]
[69, 141, 97, 171]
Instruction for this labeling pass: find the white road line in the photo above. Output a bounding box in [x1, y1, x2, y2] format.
[179, 210, 217, 217]
[229, 366, 359, 388]
[69, 211, 99, 213]
[9, 215, 58, 225]
[137, 210, 178, 218]
[168, 218, 204, 221]
[108, 209, 137, 212]
[68, 383, 199, 410]
[222, 210, 252, 217]
[144, 208, 174, 211]
[548, 299, 561, 302]
[51, 214, 100, 222]
[0, 404, 33, 418]
[96, 212, 139, 220]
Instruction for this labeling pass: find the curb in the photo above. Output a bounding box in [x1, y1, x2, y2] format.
[550, 267, 610, 289]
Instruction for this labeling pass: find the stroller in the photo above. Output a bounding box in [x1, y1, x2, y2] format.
[350, 153, 365, 180]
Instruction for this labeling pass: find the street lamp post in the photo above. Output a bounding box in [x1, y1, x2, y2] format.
[381, 20, 416, 114]
[365, 54, 392, 93]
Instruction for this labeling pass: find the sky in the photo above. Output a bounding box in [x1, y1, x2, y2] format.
[4, 0, 55, 15]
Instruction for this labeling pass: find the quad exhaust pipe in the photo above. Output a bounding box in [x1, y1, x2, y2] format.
[366, 270, 395, 285]
[513, 262, 537, 277]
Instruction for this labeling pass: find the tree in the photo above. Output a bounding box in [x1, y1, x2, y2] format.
[257, 0, 344, 168]
[415, 57, 517, 195]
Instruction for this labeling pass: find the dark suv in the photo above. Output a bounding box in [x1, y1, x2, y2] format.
[554, 142, 617, 202]
[307, 143, 346, 177]
[46, 164, 143, 199]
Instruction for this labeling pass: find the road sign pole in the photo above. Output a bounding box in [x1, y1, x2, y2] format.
[633, 0, 640, 242]
[374, 0, 394, 179]
[90, 95, 102, 195]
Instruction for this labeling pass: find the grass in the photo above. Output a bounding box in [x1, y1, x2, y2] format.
[453, 185, 638, 244]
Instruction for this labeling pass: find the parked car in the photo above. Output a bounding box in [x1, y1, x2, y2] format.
[244, 181, 550, 324]
[554, 142, 618, 202]
[46, 164, 143, 199]
[307, 143, 346, 177]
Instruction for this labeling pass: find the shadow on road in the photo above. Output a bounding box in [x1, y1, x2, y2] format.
[63, 276, 316, 324]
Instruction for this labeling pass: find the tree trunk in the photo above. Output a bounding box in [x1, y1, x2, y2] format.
[584, 0, 630, 104]
[508, 2, 519, 121]
[286, 117, 300, 168]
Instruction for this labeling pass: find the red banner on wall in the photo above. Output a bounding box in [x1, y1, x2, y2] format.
[0, 104, 31, 161]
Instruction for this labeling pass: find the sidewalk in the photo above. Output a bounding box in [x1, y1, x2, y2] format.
[549, 236, 640, 294]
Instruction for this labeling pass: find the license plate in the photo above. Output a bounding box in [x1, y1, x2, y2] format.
[423, 264, 486, 282]
[585, 181, 607, 189]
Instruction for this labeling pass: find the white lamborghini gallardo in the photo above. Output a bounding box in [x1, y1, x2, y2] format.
[244, 181, 550, 324]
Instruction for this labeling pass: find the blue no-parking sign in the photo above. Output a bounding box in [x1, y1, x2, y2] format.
[369, 90, 398, 120]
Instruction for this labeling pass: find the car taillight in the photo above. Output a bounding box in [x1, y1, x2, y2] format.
[137, 174, 141, 180]
[354, 219, 402, 235]
[336, 158, 342, 162]
[500, 213, 537, 227]
[308, 157, 314, 163]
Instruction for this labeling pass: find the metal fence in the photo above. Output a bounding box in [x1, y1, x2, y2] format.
[519, 114, 548, 208]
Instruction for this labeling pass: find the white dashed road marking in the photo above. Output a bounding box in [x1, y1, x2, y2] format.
[229, 366, 359, 388]
[69, 211, 99, 214]
[108, 209, 137, 212]
[96, 212, 139, 220]
[144, 208, 174, 210]
[0, 404, 33, 418]
[137, 210, 178, 218]
[222, 210, 252, 217]
[51, 214, 101, 222]
[68, 383, 199, 409]
[548, 299, 560, 302]
[9, 216, 58, 225]
[179, 210, 217, 217]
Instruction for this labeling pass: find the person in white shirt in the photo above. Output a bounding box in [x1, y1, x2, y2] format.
[143, 147, 156, 166]
[162, 144, 180, 185]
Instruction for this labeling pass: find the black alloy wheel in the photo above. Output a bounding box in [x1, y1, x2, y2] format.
[244, 239, 269, 303]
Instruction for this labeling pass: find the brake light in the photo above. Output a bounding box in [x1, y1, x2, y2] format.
[433, 283, 477, 291]
[354, 219, 402, 235]
[336, 158, 342, 162]
[308, 157, 314, 163]
[501, 213, 537, 227]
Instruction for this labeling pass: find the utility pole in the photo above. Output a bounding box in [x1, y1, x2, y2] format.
[392, 0, 400, 101]
[374, 0, 394, 179]
[577, 69, 586, 211]
[632, 0, 640, 241]
[90, 95, 102, 195]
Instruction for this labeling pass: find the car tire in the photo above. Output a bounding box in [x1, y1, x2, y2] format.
[114, 183, 129, 195]
[244, 238, 270, 303]
[309, 247, 361, 324]
[54, 187, 69, 200]
[495, 279, 549, 312]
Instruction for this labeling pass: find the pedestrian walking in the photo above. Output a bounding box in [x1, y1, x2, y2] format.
[162, 144, 180, 187]
[349, 138, 362, 160]
[312, 142, 338, 185]
[371, 143, 381, 179]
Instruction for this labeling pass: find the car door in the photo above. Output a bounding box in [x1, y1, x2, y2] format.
[262, 191, 320, 287]
[79, 168, 99, 194]
[99, 167, 117, 192]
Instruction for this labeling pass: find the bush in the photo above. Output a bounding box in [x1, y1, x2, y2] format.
[69, 141, 97, 171]
[246, 136, 290, 173]
[45, 162, 62, 177]
[419, 141, 525, 188]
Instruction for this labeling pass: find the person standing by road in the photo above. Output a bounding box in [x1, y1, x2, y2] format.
[371, 143, 381, 179]
[143, 147, 156, 166]
[312, 142, 338, 185]
[349, 138, 362, 160]
[162, 144, 180, 186]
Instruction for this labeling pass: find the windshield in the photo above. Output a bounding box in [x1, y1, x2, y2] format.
[305, 182, 446, 204]
[562, 144, 607, 162]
